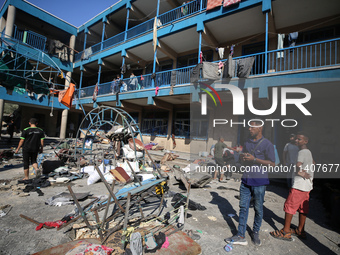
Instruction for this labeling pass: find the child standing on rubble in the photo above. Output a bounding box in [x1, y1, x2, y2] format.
[15, 118, 45, 180]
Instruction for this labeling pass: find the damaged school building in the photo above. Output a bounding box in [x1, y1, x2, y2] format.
[0, 0, 340, 162]
[1, 0, 340, 254]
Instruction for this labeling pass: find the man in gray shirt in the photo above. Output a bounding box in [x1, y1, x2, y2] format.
[283, 134, 299, 188]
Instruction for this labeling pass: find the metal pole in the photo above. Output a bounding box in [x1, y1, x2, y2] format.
[78, 69, 83, 99]
[265, 12, 268, 74]
[94, 165, 125, 213]
[83, 31, 88, 51]
[198, 31, 202, 63]
[124, 7, 130, 41]
[67, 185, 94, 230]
[101, 20, 106, 51]
[152, 0, 161, 88]
[122, 192, 131, 248]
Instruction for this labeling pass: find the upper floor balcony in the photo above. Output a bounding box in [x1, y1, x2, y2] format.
[77, 37, 340, 99]
[74, 0, 208, 62]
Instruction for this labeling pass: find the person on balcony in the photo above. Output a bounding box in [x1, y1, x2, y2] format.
[181, 1, 189, 16]
[111, 75, 120, 94]
[129, 72, 138, 91]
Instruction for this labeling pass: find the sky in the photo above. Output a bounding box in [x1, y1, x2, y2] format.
[0, 0, 120, 27]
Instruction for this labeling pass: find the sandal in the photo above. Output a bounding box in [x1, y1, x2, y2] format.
[270, 229, 292, 241]
[185, 230, 201, 240]
[292, 228, 307, 239]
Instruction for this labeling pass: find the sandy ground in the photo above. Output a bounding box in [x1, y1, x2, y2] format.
[0, 146, 339, 255]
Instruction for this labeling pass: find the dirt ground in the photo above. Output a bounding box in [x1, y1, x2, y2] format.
[0, 144, 339, 255]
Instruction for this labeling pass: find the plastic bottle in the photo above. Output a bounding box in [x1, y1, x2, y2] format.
[224, 243, 233, 252]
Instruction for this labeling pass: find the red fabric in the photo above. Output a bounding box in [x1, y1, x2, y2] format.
[207, 0, 222, 10]
[284, 188, 310, 215]
[155, 86, 159, 95]
[223, 0, 241, 7]
[36, 220, 66, 231]
[200, 51, 203, 63]
[162, 237, 170, 248]
[141, 75, 144, 81]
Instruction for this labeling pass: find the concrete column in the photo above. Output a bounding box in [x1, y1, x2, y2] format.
[69, 34, 76, 63]
[0, 99, 4, 139]
[0, 16, 6, 35]
[60, 33, 76, 139]
[4, 5, 16, 38]
[167, 108, 173, 150]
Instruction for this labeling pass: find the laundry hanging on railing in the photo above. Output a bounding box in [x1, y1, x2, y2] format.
[207, 0, 241, 10]
[223, 55, 236, 78]
[236, 56, 255, 78]
[223, 0, 241, 7]
[277, 34, 285, 58]
[218, 47, 225, 59]
[190, 63, 202, 84]
[288, 32, 298, 47]
[203, 62, 220, 80]
[81, 47, 93, 60]
[93, 83, 98, 102]
[207, 0, 223, 10]
[170, 70, 176, 95]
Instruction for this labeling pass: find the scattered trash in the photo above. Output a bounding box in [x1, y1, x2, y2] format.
[224, 243, 233, 252]
[0, 205, 12, 217]
[208, 216, 217, 221]
[184, 229, 201, 240]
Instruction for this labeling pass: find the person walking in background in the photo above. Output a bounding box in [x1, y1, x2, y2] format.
[225, 120, 275, 246]
[283, 134, 299, 188]
[15, 118, 45, 180]
[213, 137, 228, 182]
[7, 119, 15, 143]
[68, 122, 75, 138]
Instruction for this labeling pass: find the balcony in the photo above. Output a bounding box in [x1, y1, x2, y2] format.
[77, 38, 340, 98]
[13, 27, 47, 52]
[74, 0, 208, 62]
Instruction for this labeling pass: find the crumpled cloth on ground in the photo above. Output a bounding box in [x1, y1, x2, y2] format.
[36, 220, 66, 230]
[145, 232, 166, 253]
[45, 192, 90, 206]
[161, 236, 169, 248]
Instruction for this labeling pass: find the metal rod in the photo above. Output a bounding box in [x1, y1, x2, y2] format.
[122, 192, 131, 249]
[20, 214, 54, 229]
[184, 182, 191, 226]
[101, 180, 116, 231]
[94, 165, 125, 213]
[158, 190, 165, 214]
[93, 209, 103, 241]
[67, 185, 94, 230]
[126, 160, 142, 186]
[145, 149, 163, 178]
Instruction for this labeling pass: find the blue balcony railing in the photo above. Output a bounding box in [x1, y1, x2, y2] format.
[103, 31, 125, 50]
[267, 38, 339, 73]
[77, 38, 340, 98]
[159, 0, 202, 26]
[126, 19, 154, 40]
[75, 0, 207, 62]
[13, 28, 47, 51]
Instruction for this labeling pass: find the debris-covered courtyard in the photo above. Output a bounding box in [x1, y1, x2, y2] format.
[0, 136, 339, 255]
